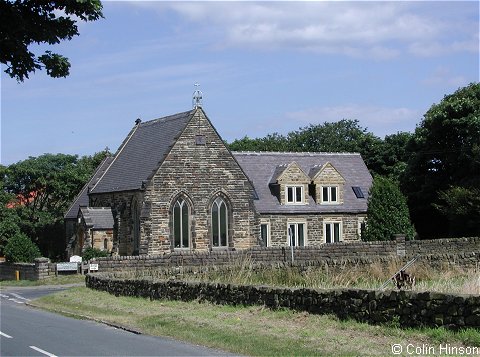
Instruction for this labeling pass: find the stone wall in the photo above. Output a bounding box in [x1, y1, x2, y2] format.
[276, 162, 310, 205]
[6, 237, 476, 280]
[260, 213, 366, 246]
[91, 236, 480, 273]
[90, 190, 143, 256]
[92, 229, 114, 252]
[141, 109, 257, 254]
[407, 237, 480, 257]
[0, 258, 50, 280]
[86, 274, 480, 329]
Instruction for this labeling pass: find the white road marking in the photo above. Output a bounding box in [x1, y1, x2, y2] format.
[8, 298, 25, 304]
[0, 293, 10, 298]
[10, 292, 30, 301]
[0, 331, 13, 338]
[29, 346, 57, 357]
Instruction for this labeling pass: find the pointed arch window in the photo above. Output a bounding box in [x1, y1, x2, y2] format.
[132, 201, 140, 252]
[212, 197, 228, 247]
[173, 198, 190, 249]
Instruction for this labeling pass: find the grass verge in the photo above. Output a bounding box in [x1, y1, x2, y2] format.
[33, 287, 480, 356]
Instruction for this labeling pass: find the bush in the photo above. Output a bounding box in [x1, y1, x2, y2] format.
[365, 176, 416, 241]
[4, 232, 42, 263]
[82, 247, 109, 261]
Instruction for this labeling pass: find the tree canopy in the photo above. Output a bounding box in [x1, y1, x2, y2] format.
[228, 119, 407, 179]
[1, 150, 110, 258]
[401, 82, 480, 238]
[0, 0, 103, 81]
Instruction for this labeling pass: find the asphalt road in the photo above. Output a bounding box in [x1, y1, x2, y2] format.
[0, 286, 232, 356]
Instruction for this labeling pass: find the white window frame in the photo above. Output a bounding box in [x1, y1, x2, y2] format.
[212, 197, 229, 248]
[260, 221, 270, 247]
[285, 185, 304, 205]
[323, 221, 342, 243]
[320, 185, 339, 204]
[287, 222, 307, 247]
[358, 218, 366, 240]
[173, 198, 190, 249]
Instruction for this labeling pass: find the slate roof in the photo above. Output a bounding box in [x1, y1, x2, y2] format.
[233, 152, 372, 214]
[90, 110, 196, 194]
[269, 164, 288, 184]
[79, 207, 114, 230]
[64, 156, 114, 219]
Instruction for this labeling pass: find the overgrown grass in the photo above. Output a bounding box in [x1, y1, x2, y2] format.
[111, 257, 480, 295]
[0, 274, 85, 287]
[33, 287, 480, 356]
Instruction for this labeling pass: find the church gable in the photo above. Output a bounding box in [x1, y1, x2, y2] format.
[141, 108, 256, 254]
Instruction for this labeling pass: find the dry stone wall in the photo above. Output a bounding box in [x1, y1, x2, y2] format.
[86, 274, 480, 329]
[91, 236, 480, 273]
[0, 258, 50, 280]
[2, 237, 478, 280]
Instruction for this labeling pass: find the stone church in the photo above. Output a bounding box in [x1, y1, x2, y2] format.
[65, 104, 372, 257]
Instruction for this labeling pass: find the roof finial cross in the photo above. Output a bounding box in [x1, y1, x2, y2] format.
[192, 83, 203, 109]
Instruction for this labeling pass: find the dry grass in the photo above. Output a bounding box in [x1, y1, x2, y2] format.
[111, 257, 479, 295]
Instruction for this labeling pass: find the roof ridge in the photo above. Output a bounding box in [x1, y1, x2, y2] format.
[139, 109, 195, 127]
[232, 151, 361, 156]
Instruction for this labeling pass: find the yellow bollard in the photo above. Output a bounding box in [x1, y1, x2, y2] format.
[15, 270, 20, 281]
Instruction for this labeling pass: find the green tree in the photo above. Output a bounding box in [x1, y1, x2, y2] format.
[434, 186, 480, 237]
[401, 83, 480, 238]
[82, 247, 109, 261]
[3, 150, 110, 259]
[377, 132, 413, 179]
[4, 232, 42, 263]
[365, 176, 415, 241]
[298, 119, 387, 176]
[0, 166, 21, 255]
[229, 133, 290, 152]
[0, 0, 103, 81]
[229, 119, 389, 176]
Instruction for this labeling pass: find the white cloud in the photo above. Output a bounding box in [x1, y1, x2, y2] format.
[422, 66, 469, 88]
[129, 1, 478, 60]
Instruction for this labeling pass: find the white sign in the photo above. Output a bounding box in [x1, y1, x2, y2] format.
[57, 262, 78, 271]
[69, 255, 82, 263]
[89, 263, 99, 271]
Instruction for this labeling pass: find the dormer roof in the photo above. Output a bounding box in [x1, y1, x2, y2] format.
[310, 162, 346, 183]
[269, 161, 310, 184]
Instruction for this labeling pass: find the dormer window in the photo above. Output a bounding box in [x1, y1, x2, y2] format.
[286, 185, 304, 204]
[270, 162, 310, 206]
[311, 162, 345, 205]
[321, 186, 338, 204]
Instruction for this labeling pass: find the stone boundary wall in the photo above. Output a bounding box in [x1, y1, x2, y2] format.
[92, 237, 480, 273]
[0, 258, 50, 280]
[407, 237, 480, 257]
[86, 274, 480, 330]
[1, 237, 478, 280]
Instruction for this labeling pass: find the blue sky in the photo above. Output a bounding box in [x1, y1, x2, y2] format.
[1, 1, 478, 165]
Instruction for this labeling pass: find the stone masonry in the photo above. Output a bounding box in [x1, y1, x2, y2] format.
[141, 110, 257, 254]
